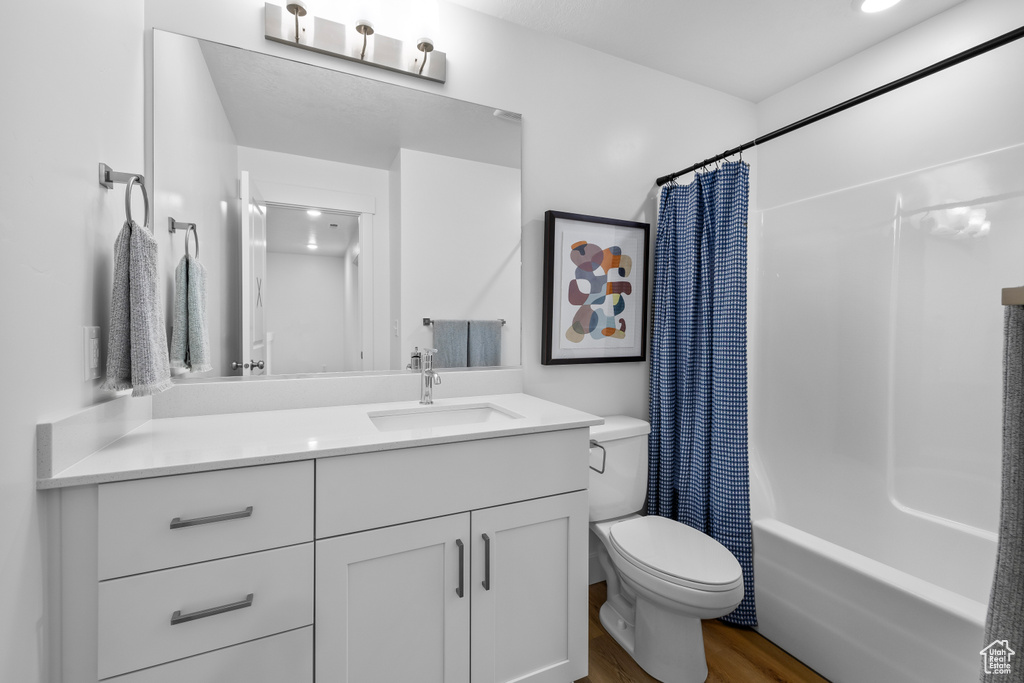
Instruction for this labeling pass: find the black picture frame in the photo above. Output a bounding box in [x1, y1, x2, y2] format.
[542, 210, 650, 365]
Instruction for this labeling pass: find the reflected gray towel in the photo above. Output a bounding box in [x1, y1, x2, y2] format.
[432, 320, 468, 368]
[982, 306, 1024, 681]
[102, 221, 172, 397]
[468, 320, 502, 367]
[170, 254, 212, 373]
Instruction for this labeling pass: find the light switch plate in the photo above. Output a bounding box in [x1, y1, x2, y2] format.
[84, 326, 100, 381]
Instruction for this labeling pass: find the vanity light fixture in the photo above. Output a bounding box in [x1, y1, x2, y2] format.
[854, 0, 902, 12]
[264, 2, 447, 83]
[285, 0, 308, 43]
[416, 37, 434, 76]
[355, 19, 374, 60]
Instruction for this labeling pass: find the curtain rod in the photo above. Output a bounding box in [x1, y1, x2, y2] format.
[655, 25, 1024, 187]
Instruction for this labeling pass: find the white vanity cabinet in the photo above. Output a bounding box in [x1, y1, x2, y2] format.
[56, 461, 315, 683]
[46, 401, 594, 683]
[315, 429, 590, 683]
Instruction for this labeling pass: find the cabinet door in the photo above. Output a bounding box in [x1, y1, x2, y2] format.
[471, 491, 589, 683]
[316, 513, 470, 683]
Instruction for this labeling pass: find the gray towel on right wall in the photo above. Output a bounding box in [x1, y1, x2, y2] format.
[468, 320, 502, 367]
[432, 320, 469, 368]
[982, 305, 1024, 681]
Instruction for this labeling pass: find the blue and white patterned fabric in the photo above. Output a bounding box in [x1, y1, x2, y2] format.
[647, 161, 756, 626]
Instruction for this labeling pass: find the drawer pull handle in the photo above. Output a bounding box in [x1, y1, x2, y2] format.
[171, 593, 254, 625]
[456, 538, 465, 598]
[482, 533, 491, 591]
[170, 506, 254, 529]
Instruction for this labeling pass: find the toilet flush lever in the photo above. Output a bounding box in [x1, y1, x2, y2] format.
[589, 440, 607, 474]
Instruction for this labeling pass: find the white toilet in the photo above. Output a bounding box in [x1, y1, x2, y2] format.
[589, 416, 744, 683]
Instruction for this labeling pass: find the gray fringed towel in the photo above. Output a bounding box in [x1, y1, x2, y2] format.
[102, 221, 172, 397]
[432, 320, 469, 368]
[170, 254, 211, 373]
[982, 306, 1024, 681]
[468, 320, 502, 367]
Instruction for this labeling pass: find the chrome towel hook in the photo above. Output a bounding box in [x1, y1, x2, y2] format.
[99, 163, 149, 229]
[169, 217, 199, 258]
[124, 175, 150, 229]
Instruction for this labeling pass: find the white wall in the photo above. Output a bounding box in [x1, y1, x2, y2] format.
[143, 0, 757, 417]
[389, 152, 403, 369]
[748, 0, 1024, 529]
[153, 30, 240, 377]
[399, 150, 522, 366]
[0, 2, 144, 681]
[267, 252, 351, 374]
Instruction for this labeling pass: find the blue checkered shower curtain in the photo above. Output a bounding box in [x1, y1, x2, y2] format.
[647, 161, 756, 626]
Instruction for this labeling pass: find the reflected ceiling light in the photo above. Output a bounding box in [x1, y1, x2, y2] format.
[307, 242, 319, 250]
[265, 1, 446, 83]
[854, 0, 902, 12]
[307, 209, 322, 217]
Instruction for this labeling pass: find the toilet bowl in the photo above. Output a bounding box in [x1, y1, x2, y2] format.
[589, 417, 744, 683]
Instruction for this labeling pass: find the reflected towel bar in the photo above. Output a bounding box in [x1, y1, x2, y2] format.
[423, 318, 506, 326]
[169, 217, 199, 258]
[1002, 287, 1024, 306]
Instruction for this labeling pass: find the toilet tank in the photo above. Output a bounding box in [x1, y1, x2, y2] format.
[588, 416, 651, 522]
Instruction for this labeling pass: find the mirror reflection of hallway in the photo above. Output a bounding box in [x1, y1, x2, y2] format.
[264, 204, 363, 375]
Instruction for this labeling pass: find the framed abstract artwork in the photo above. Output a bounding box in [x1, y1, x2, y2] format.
[542, 210, 650, 364]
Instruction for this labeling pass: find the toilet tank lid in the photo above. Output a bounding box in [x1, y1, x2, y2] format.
[590, 415, 650, 442]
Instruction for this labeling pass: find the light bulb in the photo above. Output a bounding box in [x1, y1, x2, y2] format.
[855, 0, 902, 12]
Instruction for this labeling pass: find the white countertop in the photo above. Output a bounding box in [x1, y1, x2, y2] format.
[38, 393, 603, 489]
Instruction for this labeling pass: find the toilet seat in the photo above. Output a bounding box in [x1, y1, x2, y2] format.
[608, 516, 743, 593]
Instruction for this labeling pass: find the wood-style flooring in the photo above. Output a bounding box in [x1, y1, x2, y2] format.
[576, 582, 829, 683]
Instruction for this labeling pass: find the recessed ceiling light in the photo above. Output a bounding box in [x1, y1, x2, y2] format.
[854, 0, 902, 12]
[307, 209, 322, 217]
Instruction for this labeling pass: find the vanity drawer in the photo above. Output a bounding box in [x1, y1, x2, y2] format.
[316, 429, 588, 538]
[98, 543, 313, 680]
[98, 461, 313, 579]
[107, 626, 312, 683]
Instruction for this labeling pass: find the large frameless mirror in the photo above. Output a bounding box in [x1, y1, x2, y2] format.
[153, 30, 522, 379]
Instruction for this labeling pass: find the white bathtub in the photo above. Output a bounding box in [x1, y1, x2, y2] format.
[753, 514, 992, 683]
[749, 146, 1024, 682]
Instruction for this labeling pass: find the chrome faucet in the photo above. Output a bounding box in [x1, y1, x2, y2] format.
[420, 348, 441, 404]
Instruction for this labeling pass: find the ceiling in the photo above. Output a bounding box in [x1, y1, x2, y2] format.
[199, 39, 521, 170]
[265, 204, 360, 258]
[445, 0, 970, 102]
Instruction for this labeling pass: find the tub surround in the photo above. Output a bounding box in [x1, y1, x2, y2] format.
[38, 388, 599, 489]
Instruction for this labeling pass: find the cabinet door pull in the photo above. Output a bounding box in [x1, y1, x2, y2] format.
[170, 593, 254, 625]
[170, 506, 254, 529]
[481, 533, 491, 591]
[456, 539, 465, 598]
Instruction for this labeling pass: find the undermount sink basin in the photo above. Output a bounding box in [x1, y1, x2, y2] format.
[368, 403, 524, 432]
